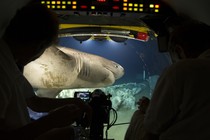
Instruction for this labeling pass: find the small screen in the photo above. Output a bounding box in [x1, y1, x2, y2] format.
[74, 91, 91, 102]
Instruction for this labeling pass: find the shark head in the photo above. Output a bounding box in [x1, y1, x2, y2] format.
[104, 60, 125, 80]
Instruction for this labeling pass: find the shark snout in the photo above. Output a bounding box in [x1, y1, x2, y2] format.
[114, 65, 124, 79]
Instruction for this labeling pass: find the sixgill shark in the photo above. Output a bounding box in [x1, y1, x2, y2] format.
[23, 46, 124, 97]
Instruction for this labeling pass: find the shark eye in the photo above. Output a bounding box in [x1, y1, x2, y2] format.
[115, 65, 119, 68]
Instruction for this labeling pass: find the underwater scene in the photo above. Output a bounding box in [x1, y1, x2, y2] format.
[55, 35, 171, 139]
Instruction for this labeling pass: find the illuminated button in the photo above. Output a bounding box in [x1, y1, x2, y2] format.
[123, 0, 128, 2]
[91, 6, 95, 9]
[112, 6, 119, 10]
[72, 5, 77, 9]
[62, 5, 66, 9]
[139, 8, 143, 12]
[129, 7, 132, 11]
[47, 1, 50, 4]
[57, 5, 61, 8]
[41, 1, 45, 4]
[51, 1, 55, 4]
[155, 4, 160, 8]
[62, 1, 66, 4]
[150, 4, 154, 8]
[47, 5, 50, 8]
[57, 1, 61, 4]
[134, 4, 138, 7]
[123, 7, 127, 11]
[128, 3, 133, 7]
[123, 3, 127, 6]
[155, 9, 159, 12]
[72, 1, 77, 5]
[67, 1, 71, 4]
[134, 8, 138, 11]
[137, 32, 148, 41]
[52, 5, 55, 9]
[81, 5, 88, 9]
[139, 4, 143, 7]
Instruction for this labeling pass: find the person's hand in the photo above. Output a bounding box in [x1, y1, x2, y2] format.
[46, 104, 83, 128]
[137, 96, 150, 113]
[12, 104, 82, 139]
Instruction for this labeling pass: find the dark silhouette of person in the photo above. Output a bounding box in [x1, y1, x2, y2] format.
[0, 2, 92, 140]
[144, 20, 210, 140]
[125, 96, 154, 140]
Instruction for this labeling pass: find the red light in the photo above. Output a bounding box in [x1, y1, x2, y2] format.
[97, 0, 106, 2]
[113, 0, 120, 2]
[80, 5, 87, 9]
[112, 6, 119, 10]
[137, 32, 149, 41]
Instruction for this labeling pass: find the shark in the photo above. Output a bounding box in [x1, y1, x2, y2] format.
[23, 46, 124, 97]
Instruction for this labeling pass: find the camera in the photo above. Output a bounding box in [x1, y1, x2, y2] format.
[74, 89, 113, 140]
[73, 90, 111, 109]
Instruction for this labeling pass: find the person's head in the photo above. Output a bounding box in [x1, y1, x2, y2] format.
[168, 20, 210, 62]
[0, 0, 31, 38]
[3, 2, 59, 66]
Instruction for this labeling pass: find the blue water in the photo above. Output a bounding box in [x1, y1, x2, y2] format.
[58, 36, 171, 85]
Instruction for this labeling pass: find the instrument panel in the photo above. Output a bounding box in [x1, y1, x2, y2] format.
[39, 0, 163, 14]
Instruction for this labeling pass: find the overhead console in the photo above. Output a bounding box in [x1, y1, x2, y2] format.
[37, 0, 176, 17]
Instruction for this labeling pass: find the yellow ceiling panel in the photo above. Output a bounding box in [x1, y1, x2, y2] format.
[59, 24, 150, 33]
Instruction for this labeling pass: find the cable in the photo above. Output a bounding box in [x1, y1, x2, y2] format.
[104, 107, 118, 140]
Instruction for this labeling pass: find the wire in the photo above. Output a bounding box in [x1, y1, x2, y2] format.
[104, 107, 118, 140]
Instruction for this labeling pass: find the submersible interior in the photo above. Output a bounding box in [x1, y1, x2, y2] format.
[28, 0, 175, 138]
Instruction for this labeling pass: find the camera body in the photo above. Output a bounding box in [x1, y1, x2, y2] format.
[74, 90, 111, 111]
[74, 90, 112, 124]
[74, 89, 112, 140]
